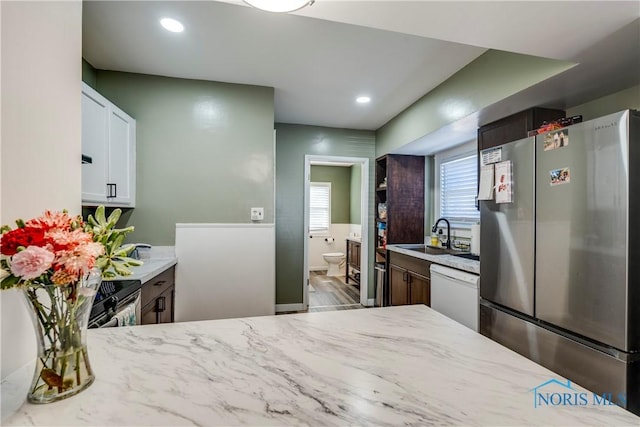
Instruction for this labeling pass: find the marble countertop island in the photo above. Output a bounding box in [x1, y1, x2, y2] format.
[3, 306, 638, 426]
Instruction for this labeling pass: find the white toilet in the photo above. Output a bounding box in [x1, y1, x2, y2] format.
[323, 252, 345, 276]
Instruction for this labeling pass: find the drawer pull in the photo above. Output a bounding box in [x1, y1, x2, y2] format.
[156, 296, 166, 312]
[153, 280, 167, 286]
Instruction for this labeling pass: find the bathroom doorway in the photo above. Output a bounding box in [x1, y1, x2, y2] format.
[303, 155, 369, 311]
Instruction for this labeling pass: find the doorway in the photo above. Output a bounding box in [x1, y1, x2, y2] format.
[303, 155, 369, 311]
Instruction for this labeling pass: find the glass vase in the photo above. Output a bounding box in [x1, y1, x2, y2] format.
[22, 269, 101, 403]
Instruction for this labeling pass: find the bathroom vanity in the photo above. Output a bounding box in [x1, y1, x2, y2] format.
[345, 238, 361, 285]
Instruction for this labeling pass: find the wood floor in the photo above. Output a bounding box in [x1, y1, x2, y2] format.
[308, 271, 362, 312]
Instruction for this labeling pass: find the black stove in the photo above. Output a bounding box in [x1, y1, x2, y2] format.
[89, 279, 142, 326]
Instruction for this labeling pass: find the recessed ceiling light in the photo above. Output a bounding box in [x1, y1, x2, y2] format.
[356, 96, 371, 104]
[160, 18, 184, 33]
[243, 0, 314, 13]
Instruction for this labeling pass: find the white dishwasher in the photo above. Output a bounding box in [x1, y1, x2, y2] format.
[430, 264, 480, 331]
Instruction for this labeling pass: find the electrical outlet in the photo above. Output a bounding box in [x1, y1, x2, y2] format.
[251, 207, 264, 221]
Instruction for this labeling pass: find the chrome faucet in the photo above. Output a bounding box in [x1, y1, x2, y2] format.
[431, 218, 451, 249]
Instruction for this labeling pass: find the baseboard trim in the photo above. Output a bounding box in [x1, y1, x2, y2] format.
[275, 303, 305, 313]
[366, 298, 376, 307]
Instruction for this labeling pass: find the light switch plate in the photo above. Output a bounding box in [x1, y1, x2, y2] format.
[251, 207, 264, 221]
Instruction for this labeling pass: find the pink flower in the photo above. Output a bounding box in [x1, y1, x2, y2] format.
[25, 210, 76, 232]
[54, 242, 104, 279]
[10, 246, 55, 280]
[46, 228, 93, 252]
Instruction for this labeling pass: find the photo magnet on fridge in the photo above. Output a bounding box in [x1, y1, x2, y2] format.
[543, 129, 570, 151]
[550, 167, 570, 186]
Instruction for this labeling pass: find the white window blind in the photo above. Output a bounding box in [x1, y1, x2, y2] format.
[310, 182, 331, 234]
[440, 154, 479, 226]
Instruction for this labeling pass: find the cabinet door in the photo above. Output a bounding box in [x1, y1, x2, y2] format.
[347, 241, 355, 266]
[81, 87, 109, 204]
[389, 264, 409, 306]
[157, 287, 174, 324]
[107, 104, 136, 206]
[141, 301, 158, 325]
[409, 272, 430, 306]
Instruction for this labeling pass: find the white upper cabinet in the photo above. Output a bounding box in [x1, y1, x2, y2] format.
[81, 82, 136, 207]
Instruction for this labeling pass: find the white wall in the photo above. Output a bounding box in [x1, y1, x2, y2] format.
[309, 224, 361, 271]
[1, 1, 82, 379]
[174, 224, 275, 322]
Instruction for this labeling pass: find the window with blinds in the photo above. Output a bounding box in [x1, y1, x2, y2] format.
[439, 154, 479, 227]
[309, 182, 331, 235]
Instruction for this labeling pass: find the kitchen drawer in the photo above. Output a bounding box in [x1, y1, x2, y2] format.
[141, 266, 175, 309]
[388, 251, 431, 278]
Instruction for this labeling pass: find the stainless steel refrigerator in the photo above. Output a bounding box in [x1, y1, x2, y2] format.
[479, 109, 640, 414]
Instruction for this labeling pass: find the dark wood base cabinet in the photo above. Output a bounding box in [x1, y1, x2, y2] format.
[346, 239, 361, 285]
[141, 266, 175, 325]
[387, 252, 431, 306]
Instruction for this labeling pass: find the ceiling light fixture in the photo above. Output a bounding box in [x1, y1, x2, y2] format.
[243, 0, 315, 13]
[356, 96, 371, 104]
[160, 18, 184, 33]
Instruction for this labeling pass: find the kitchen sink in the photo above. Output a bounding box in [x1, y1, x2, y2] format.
[396, 244, 479, 260]
[453, 252, 480, 261]
[397, 244, 453, 255]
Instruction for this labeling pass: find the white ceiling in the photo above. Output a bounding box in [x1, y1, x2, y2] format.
[83, 1, 640, 134]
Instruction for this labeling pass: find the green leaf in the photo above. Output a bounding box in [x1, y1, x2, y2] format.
[0, 275, 20, 290]
[114, 244, 135, 257]
[95, 205, 106, 226]
[106, 208, 121, 228]
[119, 257, 143, 267]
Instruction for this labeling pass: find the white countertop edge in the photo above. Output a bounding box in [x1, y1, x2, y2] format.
[386, 244, 480, 275]
[176, 223, 275, 228]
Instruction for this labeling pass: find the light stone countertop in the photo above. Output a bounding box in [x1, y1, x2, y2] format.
[116, 245, 177, 284]
[3, 306, 639, 426]
[386, 244, 480, 274]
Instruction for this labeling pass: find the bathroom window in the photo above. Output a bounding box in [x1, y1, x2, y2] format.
[310, 182, 331, 235]
[435, 141, 479, 229]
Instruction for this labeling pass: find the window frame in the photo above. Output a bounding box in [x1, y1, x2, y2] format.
[309, 181, 332, 236]
[434, 140, 479, 233]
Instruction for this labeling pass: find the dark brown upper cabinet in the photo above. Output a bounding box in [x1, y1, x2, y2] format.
[375, 154, 425, 259]
[477, 107, 565, 151]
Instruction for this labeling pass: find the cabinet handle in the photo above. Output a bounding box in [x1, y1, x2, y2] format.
[106, 183, 118, 198]
[156, 296, 166, 312]
[153, 280, 166, 287]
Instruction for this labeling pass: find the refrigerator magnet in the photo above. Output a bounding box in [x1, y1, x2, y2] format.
[495, 160, 513, 203]
[481, 147, 502, 166]
[550, 167, 570, 186]
[543, 129, 570, 151]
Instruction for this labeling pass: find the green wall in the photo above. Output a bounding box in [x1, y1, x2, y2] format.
[376, 50, 575, 156]
[93, 71, 274, 245]
[310, 165, 350, 224]
[275, 124, 375, 305]
[350, 164, 361, 225]
[566, 85, 640, 120]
